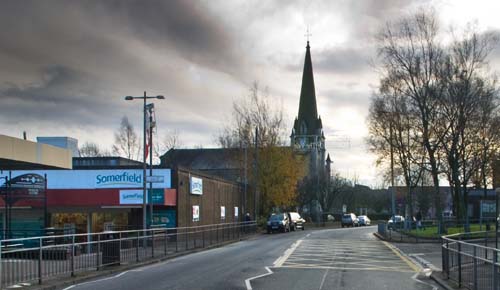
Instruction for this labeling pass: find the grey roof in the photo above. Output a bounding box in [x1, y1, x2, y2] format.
[160, 148, 242, 170]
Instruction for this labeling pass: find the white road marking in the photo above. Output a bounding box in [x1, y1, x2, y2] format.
[61, 270, 142, 290]
[244, 267, 273, 290]
[246, 239, 303, 290]
[411, 272, 438, 290]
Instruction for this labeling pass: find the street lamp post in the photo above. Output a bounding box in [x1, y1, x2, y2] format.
[125, 92, 164, 230]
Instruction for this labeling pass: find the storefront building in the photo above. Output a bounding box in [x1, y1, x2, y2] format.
[0, 169, 174, 235]
[0, 166, 249, 236]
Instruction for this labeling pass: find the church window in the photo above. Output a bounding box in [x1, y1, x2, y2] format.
[300, 121, 307, 135]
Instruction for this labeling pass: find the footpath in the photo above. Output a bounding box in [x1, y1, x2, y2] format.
[374, 230, 462, 290]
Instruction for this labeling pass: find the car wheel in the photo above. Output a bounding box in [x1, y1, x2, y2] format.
[267, 229, 271, 234]
[302, 226, 305, 231]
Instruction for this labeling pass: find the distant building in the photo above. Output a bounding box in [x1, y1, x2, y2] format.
[36, 136, 79, 157]
[390, 186, 496, 219]
[160, 148, 243, 183]
[73, 156, 143, 169]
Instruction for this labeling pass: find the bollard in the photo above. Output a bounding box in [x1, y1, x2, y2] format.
[136, 231, 139, 262]
[473, 246, 477, 290]
[96, 234, 101, 270]
[175, 230, 178, 253]
[494, 251, 499, 290]
[164, 230, 168, 256]
[71, 235, 75, 277]
[151, 230, 154, 258]
[118, 232, 122, 263]
[0, 240, 2, 289]
[38, 237, 43, 284]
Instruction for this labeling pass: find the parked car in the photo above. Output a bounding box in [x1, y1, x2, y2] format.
[358, 215, 371, 226]
[387, 215, 405, 230]
[267, 213, 290, 233]
[341, 213, 359, 227]
[288, 212, 306, 231]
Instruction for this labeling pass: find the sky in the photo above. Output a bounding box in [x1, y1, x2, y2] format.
[1, 0, 500, 188]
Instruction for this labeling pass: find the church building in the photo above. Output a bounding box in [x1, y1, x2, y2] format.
[291, 41, 331, 178]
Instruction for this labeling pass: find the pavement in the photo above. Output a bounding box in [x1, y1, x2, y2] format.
[374, 231, 462, 290]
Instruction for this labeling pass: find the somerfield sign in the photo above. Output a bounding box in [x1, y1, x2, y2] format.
[96, 172, 142, 187]
[0, 169, 171, 189]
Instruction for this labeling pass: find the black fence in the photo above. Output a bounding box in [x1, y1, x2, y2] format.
[0, 221, 257, 288]
[442, 231, 500, 290]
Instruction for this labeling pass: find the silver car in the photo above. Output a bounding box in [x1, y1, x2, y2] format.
[358, 215, 371, 226]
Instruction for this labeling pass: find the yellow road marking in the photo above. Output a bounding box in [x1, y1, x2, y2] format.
[382, 241, 420, 272]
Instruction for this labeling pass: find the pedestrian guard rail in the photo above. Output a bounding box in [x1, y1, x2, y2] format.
[0, 221, 257, 288]
[442, 231, 500, 290]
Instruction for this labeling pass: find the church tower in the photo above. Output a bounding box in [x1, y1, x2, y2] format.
[291, 41, 326, 177]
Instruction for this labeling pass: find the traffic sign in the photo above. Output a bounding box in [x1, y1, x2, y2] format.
[146, 176, 164, 183]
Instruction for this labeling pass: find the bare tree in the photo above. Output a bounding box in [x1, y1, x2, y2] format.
[376, 10, 448, 230]
[112, 116, 141, 160]
[217, 82, 302, 218]
[153, 129, 184, 163]
[217, 82, 286, 148]
[439, 27, 499, 223]
[373, 10, 499, 232]
[79, 141, 110, 157]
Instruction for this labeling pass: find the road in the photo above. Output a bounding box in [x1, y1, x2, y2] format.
[62, 226, 443, 290]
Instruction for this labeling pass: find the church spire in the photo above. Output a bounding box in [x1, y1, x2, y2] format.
[297, 41, 319, 135]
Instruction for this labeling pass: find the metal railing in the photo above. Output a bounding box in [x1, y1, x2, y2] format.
[378, 218, 497, 243]
[0, 221, 257, 288]
[442, 231, 500, 290]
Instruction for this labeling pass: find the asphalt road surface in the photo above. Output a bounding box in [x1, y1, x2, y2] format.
[62, 227, 443, 290]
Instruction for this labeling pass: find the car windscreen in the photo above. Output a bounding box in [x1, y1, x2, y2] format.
[342, 214, 351, 218]
[269, 215, 283, 221]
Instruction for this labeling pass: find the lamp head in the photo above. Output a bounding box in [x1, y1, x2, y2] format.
[125, 96, 134, 101]
[156, 95, 165, 100]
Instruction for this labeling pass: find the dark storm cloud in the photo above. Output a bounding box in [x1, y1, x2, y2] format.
[0, 65, 114, 125]
[285, 46, 374, 75]
[0, 0, 242, 129]
[94, 0, 239, 73]
[321, 87, 372, 111]
[343, 0, 420, 39]
[314, 47, 374, 74]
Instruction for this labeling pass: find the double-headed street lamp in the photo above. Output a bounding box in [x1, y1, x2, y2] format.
[125, 92, 164, 230]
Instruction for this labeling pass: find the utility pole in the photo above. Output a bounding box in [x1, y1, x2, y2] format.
[124, 92, 164, 230]
[148, 104, 154, 227]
